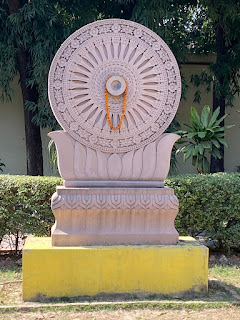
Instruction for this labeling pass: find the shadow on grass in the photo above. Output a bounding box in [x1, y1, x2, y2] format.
[20, 279, 239, 305]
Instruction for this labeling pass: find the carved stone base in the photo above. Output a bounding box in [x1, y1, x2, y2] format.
[51, 186, 179, 246]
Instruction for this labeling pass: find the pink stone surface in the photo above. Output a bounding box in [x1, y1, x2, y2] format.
[48, 131, 179, 183]
[48, 19, 182, 246]
[51, 187, 179, 246]
[48, 19, 181, 153]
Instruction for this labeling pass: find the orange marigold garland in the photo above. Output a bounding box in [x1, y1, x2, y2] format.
[105, 76, 127, 130]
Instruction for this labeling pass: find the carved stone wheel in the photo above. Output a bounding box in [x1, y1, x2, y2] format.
[49, 19, 181, 153]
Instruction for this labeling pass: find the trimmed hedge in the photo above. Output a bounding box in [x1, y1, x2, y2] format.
[0, 173, 240, 252]
[0, 175, 61, 248]
[166, 173, 240, 251]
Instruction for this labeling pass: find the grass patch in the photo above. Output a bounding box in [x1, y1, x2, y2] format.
[0, 282, 22, 305]
[0, 278, 236, 306]
[0, 265, 22, 283]
[209, 264, 240, 294]
[0, 301, 238, 312]
[0, 302, 240, 320]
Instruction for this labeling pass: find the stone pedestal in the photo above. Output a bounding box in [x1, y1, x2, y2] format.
[51, 187, 179, 246]
[22, 236, 208, 301]
[22, 18, 209, 301]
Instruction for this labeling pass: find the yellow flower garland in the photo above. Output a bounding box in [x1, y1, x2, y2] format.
[105, 75, 127, 130]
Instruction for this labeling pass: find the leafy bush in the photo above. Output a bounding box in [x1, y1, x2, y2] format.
[0, 175, 62, 250]
[166, 173, 240, 252]
[0, 173, 239, 252]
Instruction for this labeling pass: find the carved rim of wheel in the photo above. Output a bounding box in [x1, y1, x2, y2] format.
[48, 19, 181, 153]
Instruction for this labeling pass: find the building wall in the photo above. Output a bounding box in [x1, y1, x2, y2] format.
[176, 63, 213, 174]
[176, 56, 240, 174]
[0, 77, 27, 175]
[0, 57, 239, 176]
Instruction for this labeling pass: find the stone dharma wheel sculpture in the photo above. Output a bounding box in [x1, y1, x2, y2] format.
[48, 19, 181, 246]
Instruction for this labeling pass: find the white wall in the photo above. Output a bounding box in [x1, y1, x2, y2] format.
[176, 57, 240, 174]
[0, 77, 27, 175]
[176, 63, 213, 174]
[0, 78, 58, 176]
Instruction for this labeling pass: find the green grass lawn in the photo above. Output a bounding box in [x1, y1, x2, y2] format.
[0, 265, 22, 283]
[209, 264, 240, 294]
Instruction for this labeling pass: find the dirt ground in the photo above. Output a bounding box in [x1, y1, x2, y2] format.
[1, 307, 240, 320]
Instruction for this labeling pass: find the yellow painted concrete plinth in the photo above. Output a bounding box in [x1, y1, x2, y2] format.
[23, 237, 208, 301]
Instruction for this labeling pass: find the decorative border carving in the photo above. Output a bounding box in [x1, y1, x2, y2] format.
[49, 19, 181, 153]
[51, 189, 179, 211]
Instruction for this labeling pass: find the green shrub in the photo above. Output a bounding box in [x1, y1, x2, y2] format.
[166, 173, 240, 252]
[0, 173, 239, 252]
[0, 175, 62, 249]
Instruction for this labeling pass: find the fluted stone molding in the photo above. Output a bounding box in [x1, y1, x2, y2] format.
[51, 187, 179, 246]
[48, 131, 179, 186]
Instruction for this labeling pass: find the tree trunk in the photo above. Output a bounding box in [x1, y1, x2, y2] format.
[211, 84, 225, 172]
[8, 0, 43, 176]
[16, 47, 43, 176]
[210, 21, 226, 173]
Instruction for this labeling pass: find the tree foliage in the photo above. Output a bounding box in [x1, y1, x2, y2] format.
[189, 1, 240, 172]
[0, 0, 200, 130]
[127, 0, 199, 98]
[131, 0, 197, 62]
[0, 0, 133, 129]
[190, 1, 240, 108]
[1, 0, 240, 174]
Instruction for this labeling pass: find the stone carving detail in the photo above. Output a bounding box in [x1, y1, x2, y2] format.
[49, 131, 180, 182]
[48, 19, 181, 246]
[51, 190, 178, 211]
[49, 19, 181, 153]
[51, 187, 179, 246]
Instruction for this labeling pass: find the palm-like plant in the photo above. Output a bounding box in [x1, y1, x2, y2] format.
[177, 105, 233, 173]
[48, 139, 58, 167]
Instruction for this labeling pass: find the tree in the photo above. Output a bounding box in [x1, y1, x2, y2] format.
[0, 0, 131, 175]
[128, 0, 199, 97]
[125, 0, 240, 173]
[2, 0, 238, 175]
[190, 1, 240, 172]
[1, 0, 201, 176]
[1, 0, 44, 175]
